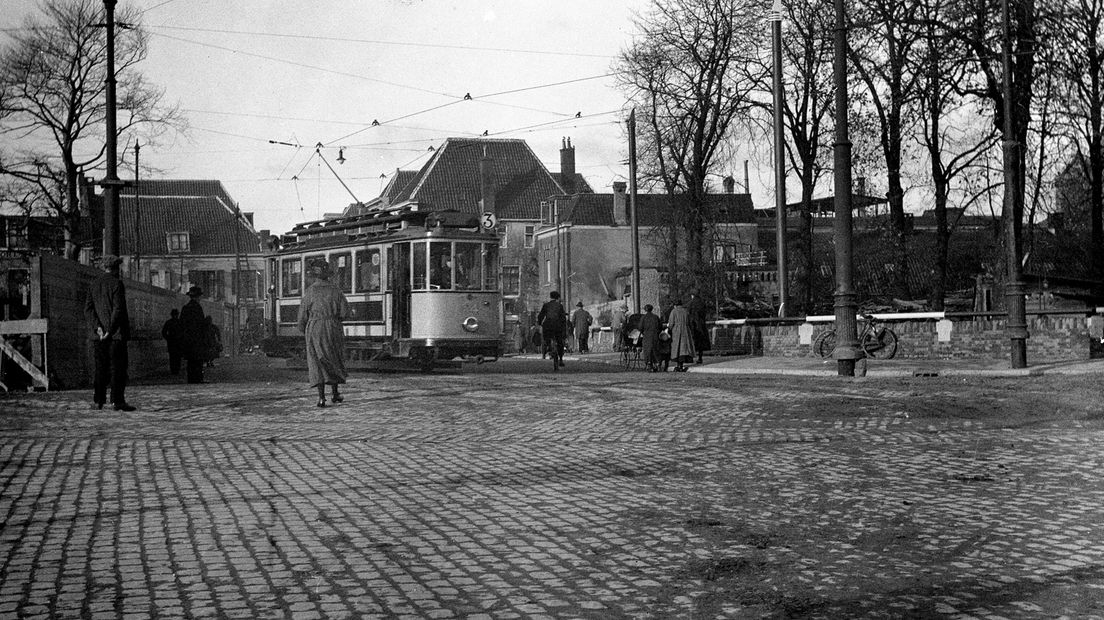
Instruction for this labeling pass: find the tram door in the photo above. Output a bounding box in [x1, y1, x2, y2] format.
[388, 243, 412, 338]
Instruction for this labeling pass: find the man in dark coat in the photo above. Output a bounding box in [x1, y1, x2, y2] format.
[571, 301, 593, 353]
[537, 290, 568, 370]
[84, 255, 135, 411]
[639, 304, 663, 372]
[179, 286, 207, 384]
[687, 292, 711, 364]
[161, 309, 183, 375]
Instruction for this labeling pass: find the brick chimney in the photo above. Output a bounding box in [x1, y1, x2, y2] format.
[479, 145, 495, 216]
[612, 181, 628, 226]
[560, 137, 576, 194]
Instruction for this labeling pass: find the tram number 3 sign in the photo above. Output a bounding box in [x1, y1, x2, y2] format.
[480, 212, 497, 230]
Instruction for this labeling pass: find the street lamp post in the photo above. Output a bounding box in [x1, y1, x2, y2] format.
[628, 109, 642, 315]
[831, 0, 860, 376]
[1001, 0, 1028, 368]
[770, 0, 789, 318]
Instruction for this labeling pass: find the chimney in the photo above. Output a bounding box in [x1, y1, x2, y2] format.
[723, 175, 736, 194]
[612, 181, 628, 226]
[560, 137, 576, 194]
[479, 145, 495, 216]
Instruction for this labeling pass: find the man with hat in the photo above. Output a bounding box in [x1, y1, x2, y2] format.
[571, 300, 593, 354]
[84, 255, 135, 410]
[179, 285, 208, 384]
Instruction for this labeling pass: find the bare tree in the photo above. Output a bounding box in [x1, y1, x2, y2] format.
[848, 0, 929, 301]
[744, 0, 836, 314]
[0, 0, 184, 259]
[1046, 0, 1104, 285]
[617, 0, 763, 299]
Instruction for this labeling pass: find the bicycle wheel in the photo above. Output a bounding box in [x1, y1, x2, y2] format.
[813, 330, 836, 358]
[862, 327, 898, 359]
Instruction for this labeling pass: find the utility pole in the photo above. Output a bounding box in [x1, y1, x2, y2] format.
[133, 141, 140, 276]
[100, 0, 124, 257]
[770, 0, 789, 317]
[1001, 0, 1029, 368]
[628, 109, 642, 315]
[831, 0, 860, 376]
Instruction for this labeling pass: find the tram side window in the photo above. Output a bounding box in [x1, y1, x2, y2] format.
[483, 243, 499, 291]
[429, 242, 452, 290]
[355, 248, 382, 293]
[454, 242, 481, 290]
[305, 255, 328, 288]
[331, 252, 352, 293]
[412, 242, 428, 290]
[281, 258, 302, 297]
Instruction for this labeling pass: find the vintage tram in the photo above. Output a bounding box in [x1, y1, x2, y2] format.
[264, 201, 503, 370]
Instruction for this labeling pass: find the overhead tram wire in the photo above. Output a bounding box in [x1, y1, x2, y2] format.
[147, 24, 616, 59]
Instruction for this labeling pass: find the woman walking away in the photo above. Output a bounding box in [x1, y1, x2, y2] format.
[298, 262, 350, 407]
[667, 298, 696, 372]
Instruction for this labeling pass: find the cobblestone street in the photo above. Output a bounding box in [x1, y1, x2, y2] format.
[2, 357, 1104, 619]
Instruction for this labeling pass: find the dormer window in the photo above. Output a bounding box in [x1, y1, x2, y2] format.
[167, 231, 190, 253]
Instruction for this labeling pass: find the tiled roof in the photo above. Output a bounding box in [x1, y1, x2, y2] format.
[108, 180, 262, 256]
[388, 138, 566, 219]
[550, 172, 594, 194]
[564, 193, 755, 227]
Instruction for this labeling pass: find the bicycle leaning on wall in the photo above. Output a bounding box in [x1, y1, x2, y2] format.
[813, 313, 899, 359]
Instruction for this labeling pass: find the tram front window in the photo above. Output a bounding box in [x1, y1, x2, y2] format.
[429, 242, 452, 290]
[454, 243, 481, 290]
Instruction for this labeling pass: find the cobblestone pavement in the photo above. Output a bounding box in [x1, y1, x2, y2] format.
[2, 357, 1104, 619]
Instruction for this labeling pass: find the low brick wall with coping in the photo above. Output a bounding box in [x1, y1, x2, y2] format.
[709, 311, 1100, 362]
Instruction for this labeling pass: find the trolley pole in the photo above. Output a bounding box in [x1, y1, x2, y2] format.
[100, 0, 124, 257]
[770, 0, 789, 317]
[831, 0, 860, 376]
[1001, 0, 1029, 368]
[628, 109, 642, 315]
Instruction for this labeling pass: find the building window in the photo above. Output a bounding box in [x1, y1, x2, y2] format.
[190, 270, 226, 301]
[546, 259, 552, 284]
[232, 270, 262, 299]
[502, 265, 520, 296]
[500, 224, 509, 249]
[167, 231, 190, 253]
[524, 225, 535, 248]
[540, 201, 552, 224]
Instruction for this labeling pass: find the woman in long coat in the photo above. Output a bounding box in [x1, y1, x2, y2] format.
[298, 262, 350, 407]
[666, 298, 696, 372]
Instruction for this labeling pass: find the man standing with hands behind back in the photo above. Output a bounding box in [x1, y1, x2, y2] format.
[84, 255, 135, 411]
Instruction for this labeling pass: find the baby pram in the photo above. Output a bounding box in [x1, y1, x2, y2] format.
[619, 313, 644, 370]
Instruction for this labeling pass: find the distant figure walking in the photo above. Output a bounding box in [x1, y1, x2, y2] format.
[84, 255, 134, 411]
[180, 286, 207, 384]
[538, 290, 568, 371]
[161, 309, 183, 375]
[298, 262, 349, 407]
[687, 292, 711, 364]
[611, 304, 627, 351]
[639, 304, 663, 373]
[571, 301, 593, 353]
[667, 298, 696, 372]
[204, 316, 222, 367]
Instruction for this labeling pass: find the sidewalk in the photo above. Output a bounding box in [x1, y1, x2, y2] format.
[549, 350, 1104, 377]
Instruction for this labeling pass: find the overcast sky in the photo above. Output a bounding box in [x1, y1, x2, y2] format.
[7, 0, 677, 235]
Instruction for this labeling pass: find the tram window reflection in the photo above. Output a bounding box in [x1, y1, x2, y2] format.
[483, 243, 499, 290]
[429, 242, 452, 290]
[355, 249, 382, 293]
[305, 255, 328, 287]
[454, 243, 481, 290]
[412, 242, 427, 290]
[281, 258, 302, 297]
[332, 252, 352, 293]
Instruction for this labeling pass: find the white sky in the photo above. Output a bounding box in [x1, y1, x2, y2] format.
[6, 0, 677, 235]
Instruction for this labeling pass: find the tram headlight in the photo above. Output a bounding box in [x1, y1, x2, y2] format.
[462, 316, 480, 332]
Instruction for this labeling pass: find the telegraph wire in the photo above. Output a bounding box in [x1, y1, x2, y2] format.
[147, 24, 615, 59]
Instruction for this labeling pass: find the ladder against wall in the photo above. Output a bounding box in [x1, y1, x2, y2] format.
[0, 318, 48, 392]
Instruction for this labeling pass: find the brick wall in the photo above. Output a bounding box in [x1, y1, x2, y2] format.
[711, 313, 1094, 362]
